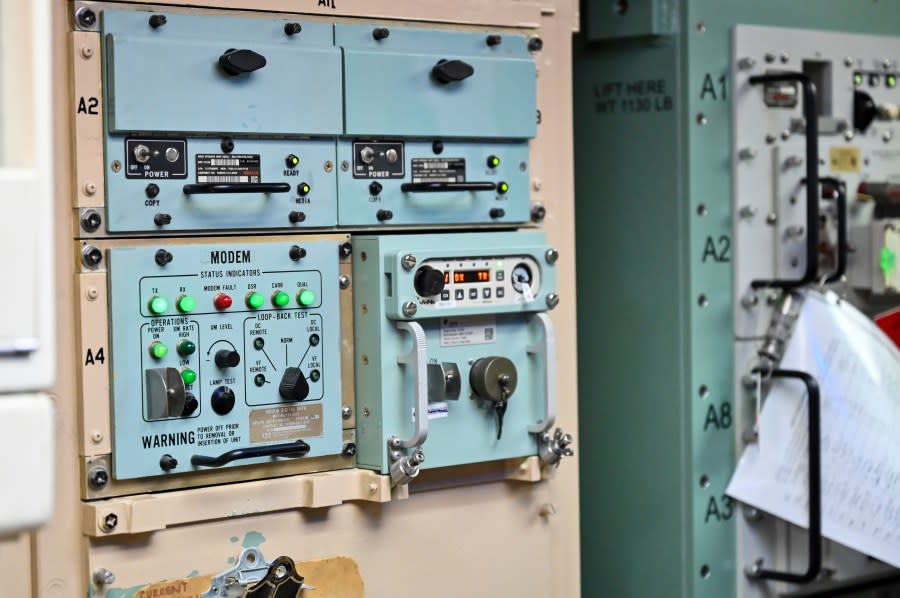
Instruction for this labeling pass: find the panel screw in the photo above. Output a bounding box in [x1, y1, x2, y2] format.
[81, 46, 94, 59]
[402, 301, 417, 317]
[284, 22, 302, 36]
[87, 466, 109, 490]
[432, 140, 444, 154]
[739, 206, 757, 219]
[546, 293, 560, 309]
[372, 27, 390, 41]
[340, 160, 349, 171]
[82, 181, 97, 196]
[81, 209, 102, 232]
[221, 138, 235, 153]
[111, 160, 122, 173]
[324, 161, 334, 173]
[401, 254, 417, 270]
[101, 513, 118, 532]
[780, 52, 789, 63]
[737, 57, 756, 70]
[339, 242, 353, 258]
[342, 406, 353, 419]
[342, 443, 357, 457]
[368, 482, 378, 494]
[76, 7, 97, 29]
[289, 245, 307, 261]
[527, 36, 543, 53]
[696, 113, 708, 126]
[765, 212, 778, 226]
[844, 56, 854, 67]
[695, 21, 706, 33]
[531, 204, 546, 221]
[86, 288, 99, 301]
[82, 245, 103, 269]
[545, 248, 559, 264]
[738, 147, 757, 160]
[363, 408, 370, 417]
[149, 14, 167, 28]
[91, 430, 103, 443]
[93, 568, 116, 586]
[339, 275, 350, 289]
[539, 503, 557, 517]
[154, 249, 174, 266]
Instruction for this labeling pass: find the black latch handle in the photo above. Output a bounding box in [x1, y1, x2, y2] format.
[432, 59, 474, 84]
[219, 48, 267, 76]
[191, 439, 310, 468]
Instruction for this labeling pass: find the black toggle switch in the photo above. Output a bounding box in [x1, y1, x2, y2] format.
[376, 209, 393, 221]
[215, 349, 241, 369]
[218, 49, 267, 76]
[369, 181, 383, 196]
[279, 367, 310, 402]
[432, 59, 475, 84]
[414, 266, 445, 297]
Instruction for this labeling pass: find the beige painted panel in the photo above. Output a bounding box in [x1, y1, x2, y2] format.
[0, 534, 33, 597]
[31, 1, 581, 596]
[71, 32, 103, 209]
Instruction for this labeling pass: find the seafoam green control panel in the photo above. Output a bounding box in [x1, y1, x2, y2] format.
[106, 239, 343, 479]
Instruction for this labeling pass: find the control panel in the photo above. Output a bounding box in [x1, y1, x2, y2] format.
[352, 232, 570, 486]
[88, 10, 536, 234]
[106, 239, 343, 480]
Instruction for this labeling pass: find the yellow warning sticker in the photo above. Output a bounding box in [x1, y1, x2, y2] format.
[829, 146, 861, 173]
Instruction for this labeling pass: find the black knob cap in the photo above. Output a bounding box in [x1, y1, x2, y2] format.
[146, 183, 160, 198]
[215, 349, 241, 369]
[369, 181, 383, 196]
[211, 386, 236, 415]
[289, 245, 307, 261]
[376, 209, 393, 221]
[372, 27, 390, 41]
[284, 22, 302, 36]
[181, 392, 198, 416]
[432, 59, 474, 84]
[486, 34, 502, 47]
[154, 249, 173, 266]
[279, 367, 310, 402]
[218, 49, 267, 76]
[149, 14, 167, 28]
[490, 207, 506, 219]
[289, 211, 306, 224]
[854, 90, 878, 133]
[159, 454, 178, 471]
[414, 266, 445, 296]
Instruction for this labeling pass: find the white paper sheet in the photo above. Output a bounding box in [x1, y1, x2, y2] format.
[727, 290, 900, 568]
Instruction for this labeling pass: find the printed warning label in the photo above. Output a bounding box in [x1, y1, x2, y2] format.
[411, 158, 466, 183]
[195, 153, 260, 183]
[133, 575, 212, 598]
[250, 403, 324, 443]
[440, 315, 496, 347]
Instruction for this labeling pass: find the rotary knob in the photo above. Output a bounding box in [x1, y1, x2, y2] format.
[214, 349, 241, 369]
[414, 265, 445, 297]
[210, 385, 236, 416]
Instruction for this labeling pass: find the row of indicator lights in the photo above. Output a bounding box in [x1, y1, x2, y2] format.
[148, 290, 317, 314]
[854, 72, 898, 88]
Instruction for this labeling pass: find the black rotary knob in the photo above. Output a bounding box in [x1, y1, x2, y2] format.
[279, 367, 310, 402]
[414, 266, 445, 297]
[215, 349, 241, 369]
[211, 386, 236, 415]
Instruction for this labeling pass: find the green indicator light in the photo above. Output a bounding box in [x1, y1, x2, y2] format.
[181, 368, 197, 385]
[309, 333, 320, 346]
[285, 154, 300, 168]
[880, 247, 896, 276]
[149, 341, 168, 359]
[176, 294, 196, 313]
[298, 289, 316, 306]
[148, 295, 168, 315]
[176, 339, 196, 357]
[487, 155, 501, 168]
[246, 292, 265, 309]
[253, 337, 265, 350]
[498, 182, 509, 194]
[854, 72, 864, 86]
[310, 369, 321, 382]
[298, 183, 311, 196]
[254, 374, 266, 387]
[888, 74, 898, 89]
[272, 290, 291, 307]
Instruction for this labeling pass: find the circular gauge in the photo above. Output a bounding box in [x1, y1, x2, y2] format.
[511, 263, 533, 293]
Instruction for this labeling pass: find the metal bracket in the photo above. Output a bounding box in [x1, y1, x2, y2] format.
[201, 548, 314, 598]
[527, 312, 556, 434]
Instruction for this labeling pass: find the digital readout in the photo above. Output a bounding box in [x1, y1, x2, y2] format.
[451, 269, 491, 284]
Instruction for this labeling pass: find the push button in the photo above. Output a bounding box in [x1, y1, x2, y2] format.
[455, 289, 464, 300]
[483, 288, 491, 299]
[441, 290, 450, 301]
[469, 288, 478, 299]
[496, 271, 505, 281]
[496, 287, 505, 298]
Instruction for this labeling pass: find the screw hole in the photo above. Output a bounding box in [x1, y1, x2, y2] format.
[696, 203, 708, 217]
[697, 294, 709, 308]
[700, 564, 711, 579]
[360, 251, 367, 262]
[700, 474, 710, 488]
[699, 385, 709, 399]
[614, 0, 628, 15]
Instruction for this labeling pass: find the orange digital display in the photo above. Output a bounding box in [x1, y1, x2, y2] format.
[453, 270, 491, 284]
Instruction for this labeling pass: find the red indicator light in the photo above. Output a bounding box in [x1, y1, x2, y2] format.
[214, 293, 233, 310]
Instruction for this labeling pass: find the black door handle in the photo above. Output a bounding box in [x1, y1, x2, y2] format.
[748, 73, 819, 290]
[432, 59, 474, 84]
[219, 48, 267, 76]
[400, 181, 496, 193]
[747, 368, 822, 585]
[191, 439, 310, 468]
[183, 182, 291, 195]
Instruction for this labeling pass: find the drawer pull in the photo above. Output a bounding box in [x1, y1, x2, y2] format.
[219, 48, 267, 76]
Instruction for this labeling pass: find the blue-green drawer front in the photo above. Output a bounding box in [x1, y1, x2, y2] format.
[337, 24, 537, 139]
[103, 11, 342, 135]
